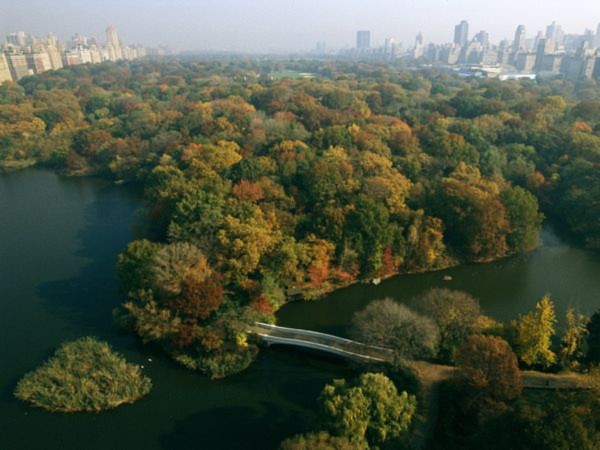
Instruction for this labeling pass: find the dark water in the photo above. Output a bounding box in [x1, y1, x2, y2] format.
[0, 169, 599, 450]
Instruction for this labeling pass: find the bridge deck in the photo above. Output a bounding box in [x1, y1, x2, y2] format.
[248, 322, 395, 363]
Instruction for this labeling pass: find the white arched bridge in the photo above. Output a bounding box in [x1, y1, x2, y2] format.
[247, 322, 590, 390]
[248, 322, 395, 363]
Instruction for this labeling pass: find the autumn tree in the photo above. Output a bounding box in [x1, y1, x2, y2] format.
[456, 335, 523, 402]
[319, 373, 416, 447]
[279, 432, 367, 450]
[500, 186, 544, 253]
[559, 308, 589, 368]
[411, 289, 482, 361]
[351, 298, 440, 359]
[432, 163, 511, 262]
[215, 207, 280, 283]
[151, 242, 208, 299]
[344, 197, 390, 275]
[117, 240, 159, 293]
[516, 296, 557, 368]
[171, 272, 224, 323]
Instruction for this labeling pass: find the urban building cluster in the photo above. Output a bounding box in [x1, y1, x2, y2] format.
[0, 26, 166, 83]
[340, 21, 600, 81]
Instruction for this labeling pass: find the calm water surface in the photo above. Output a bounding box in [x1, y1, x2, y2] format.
[1, 169, 598, 450]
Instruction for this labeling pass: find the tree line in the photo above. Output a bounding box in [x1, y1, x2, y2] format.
[1, 59, 598, 377]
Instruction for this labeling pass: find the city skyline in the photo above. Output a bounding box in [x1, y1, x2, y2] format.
[2, 0, 600, 52]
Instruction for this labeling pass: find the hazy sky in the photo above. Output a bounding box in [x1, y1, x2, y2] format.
[2, 0, 600, 52]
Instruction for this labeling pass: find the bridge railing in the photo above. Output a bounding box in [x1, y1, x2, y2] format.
[254, 322, 395, 361]
[255, 333, 392, 363]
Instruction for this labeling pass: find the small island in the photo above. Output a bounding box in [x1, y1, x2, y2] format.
[14, 337, 152, 413]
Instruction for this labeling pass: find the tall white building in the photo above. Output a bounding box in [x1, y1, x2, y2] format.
[106, 25, 123, 60]
[26, 52, 52, 74]
[0, 53, 12, 82]
[514, 25, 527, 52]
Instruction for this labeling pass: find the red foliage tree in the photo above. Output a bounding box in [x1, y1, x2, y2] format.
[455, 335, 523, 402]
[171, 274, 224, 322]
[381, 246, 396, 276]
[172, 322, 199, 349]
[232, 180, 265, 202]
[250, 295, 273, 315]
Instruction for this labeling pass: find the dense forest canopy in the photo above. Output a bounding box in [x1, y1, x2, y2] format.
[2, 59, 599, 377]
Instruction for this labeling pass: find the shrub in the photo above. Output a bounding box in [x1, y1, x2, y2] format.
[15, 337, 151, 412]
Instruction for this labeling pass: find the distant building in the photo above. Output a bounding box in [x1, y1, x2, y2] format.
[595, 23, 600, 48]
[356, 31, 371, 50]
[44, 44, 64, 70]
[6, 52, 31, 80]
[106, 25, 122, 59]
[534, 38, 550, 70]
[26, 52, 52, 74]
[498, 72, 537, 81]
[545, 21, 563, 52]
[6, 32, 26, 47]
[441, 45, 462, 64]
[541, 54, 563, 73]
[0, 53, 12, 82]
[515, 52, 537, 72]
[473, 30, 490, 49]
[514, 25, 527, 52]
[413, 32, 425, 58]
[481, 50, 498, 65]
[416, 32, 424, 46]
[454, 20, 469, 47]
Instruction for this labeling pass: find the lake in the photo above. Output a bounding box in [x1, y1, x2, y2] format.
[1, 169, 598, 450]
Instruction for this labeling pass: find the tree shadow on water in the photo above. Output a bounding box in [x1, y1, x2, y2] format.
[159, 403, 307, 450]
[36, 183, 143, 337]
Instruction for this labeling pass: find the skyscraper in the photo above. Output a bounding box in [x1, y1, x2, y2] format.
[454, 20, 469, 47]
[545, 21, 563, 52]
[513, 25, 527, 52]
[356, 31, 371, 50]
[535, 38, 549, 71]
[534, 31, 544, 51]
[416, 32, 424, 46]
[595, 23, 600, 48]
[473, 30, 489, 48]
[106, 25, 119, 47]
[105, 25, 122, 60]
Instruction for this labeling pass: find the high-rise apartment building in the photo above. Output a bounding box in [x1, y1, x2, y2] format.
[473, 30, 489, 48]
[0, 53, 12, 82]
[6, 32, 26, 47]
[534, 38, 550, 70]
[6, 52, 31, 80]
[545, 21, 563, 52]
[26, 52, 52, 74]
[515, 52, 537, 72]
[454, 20, 469, 47]
[356, 31, 371, 50]
[43, 44, 64, 70]
[533, 31, 544, 52]
[106, 25, 123, 59]
[106, 25, 119, 47]
[514, 25, 527, 51]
